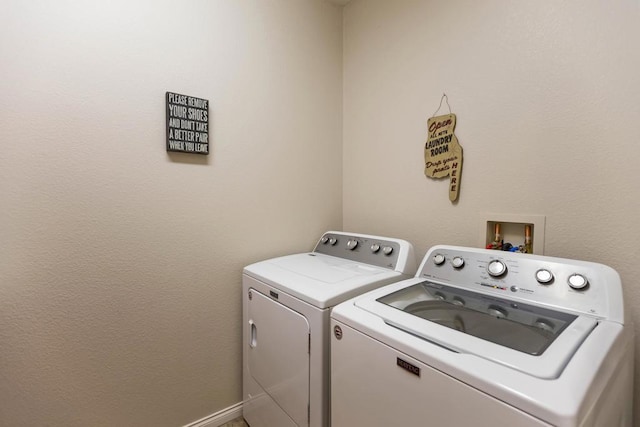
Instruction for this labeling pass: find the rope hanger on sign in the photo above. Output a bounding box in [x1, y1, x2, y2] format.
[431, 93, 451, 117]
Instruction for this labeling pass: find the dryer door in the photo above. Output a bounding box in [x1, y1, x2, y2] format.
[248, 289, 310, 426]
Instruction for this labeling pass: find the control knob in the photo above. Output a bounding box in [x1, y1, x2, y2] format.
[382, 246, 393, 255]
[568, 273, 588, 290]
[321, 236, 329, 244]
[433, 254, 446, 265]
[328, 237, 337, 245]
[487, 260, 507, 277]
[451, 256, 465, 269]
[535, 269, 554, 284]
[347, 239, 358, 250]
[370, 244, 380, 253]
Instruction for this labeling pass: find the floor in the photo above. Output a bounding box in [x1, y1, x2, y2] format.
[220, 417, 248, 427]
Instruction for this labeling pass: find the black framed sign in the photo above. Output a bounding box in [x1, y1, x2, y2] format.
[166, 92, 209, 155]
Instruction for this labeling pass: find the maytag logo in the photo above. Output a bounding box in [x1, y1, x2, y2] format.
[397, 357, 420, 377]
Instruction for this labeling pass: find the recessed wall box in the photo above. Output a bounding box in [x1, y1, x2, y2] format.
[479, 214, 546, 254]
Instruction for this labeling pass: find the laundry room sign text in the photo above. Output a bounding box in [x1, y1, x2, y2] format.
[424, 113, 463, 202]
[166, 92, 209, 155]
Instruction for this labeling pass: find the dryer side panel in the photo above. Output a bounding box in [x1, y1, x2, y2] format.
[331, 319, 552, 427]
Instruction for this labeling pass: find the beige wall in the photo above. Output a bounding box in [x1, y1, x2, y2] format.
[0, 1, 342, 426]
[343, 0, 640, 421]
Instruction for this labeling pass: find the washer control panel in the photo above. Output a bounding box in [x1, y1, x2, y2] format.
[314, 232, 414, 272]
[418, 245, 623, 322]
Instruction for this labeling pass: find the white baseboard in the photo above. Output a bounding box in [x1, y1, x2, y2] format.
[183, 402, 243, 427]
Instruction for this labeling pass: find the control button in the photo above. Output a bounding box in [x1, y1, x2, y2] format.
[382, 246, 393, 255]
[487, 305, 508, 319]
[370, 244, 380, 253]
[568, 273, 588, 290]
[434, 292, 446, 301]
[328, 237, 337, 245]
[535, 269, 554, 284]
[321, 236, 329, 244]
[433, 254, 446, 265]
[487, 260, 507, 277]
[451, 256, 465, 269]
[346, 239, 358, 250]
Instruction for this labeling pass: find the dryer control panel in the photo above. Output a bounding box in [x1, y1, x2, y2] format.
[314, 231, 415, 274]
[418, 245, 624, 323]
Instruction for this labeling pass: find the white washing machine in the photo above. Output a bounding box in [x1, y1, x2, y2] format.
[242, 231, 416, 427]
[331, 245, 634, 427]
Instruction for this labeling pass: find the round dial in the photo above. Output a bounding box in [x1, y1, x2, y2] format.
[382, 246, 393, 255]
[346, 239, 358, 250]
[487, 260, 507, 277]
[535, 269, 554, 284]
[328, 237, 337, 245]
[568, 273, 588, 290]
[451, 256, 465, 269]
[320, 236, 329, 244]
[370, 244, 380, 253]
[433, 254, 446, 265]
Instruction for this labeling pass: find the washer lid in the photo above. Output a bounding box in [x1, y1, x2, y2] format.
[355, 280, 598, 379]
[244, 253, 405, 308]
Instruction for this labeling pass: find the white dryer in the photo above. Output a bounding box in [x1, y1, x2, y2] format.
[331, 245, 634, 427]
[242, 231, 416, 427]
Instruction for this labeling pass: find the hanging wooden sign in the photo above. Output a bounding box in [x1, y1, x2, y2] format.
[424, 95, 463, 202]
